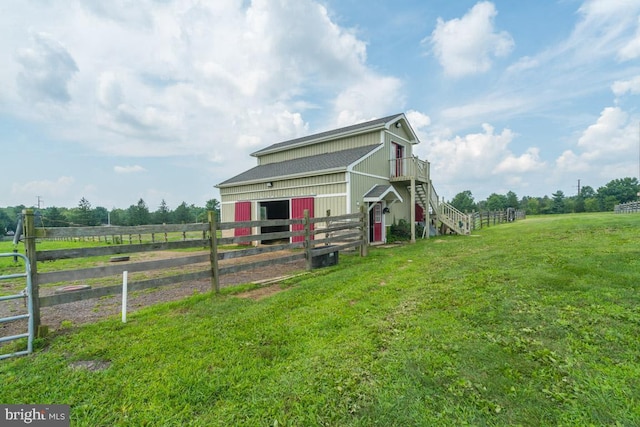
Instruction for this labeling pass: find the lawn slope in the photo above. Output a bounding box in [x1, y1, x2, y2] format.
[1, 213, 639, 426]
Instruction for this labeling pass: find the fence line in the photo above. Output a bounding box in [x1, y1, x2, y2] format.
[614, 201, 640, 213]
[469, 209, 526, 231]
[20, 207, 367, 334]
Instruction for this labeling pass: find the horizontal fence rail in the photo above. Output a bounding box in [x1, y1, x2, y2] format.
[17, 207, 368, 334]
[469, 209, 526, 231]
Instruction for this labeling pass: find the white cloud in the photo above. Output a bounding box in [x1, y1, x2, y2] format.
[114, 165, 147, 174]
[11, 177, 76, 204]
[618, 16, 640, 60]
[555, 106, 638, 177]
[333, 74, 404, 126]
[429, 1, 514, 78]
[3, 0, 393, 166]
[611, 75, 640, 96]
[406, 110, 431, 130]
[495, 147, 545, 174]
[15, 32, 78, 104]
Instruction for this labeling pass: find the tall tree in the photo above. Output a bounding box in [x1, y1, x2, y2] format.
[72, 197, 95, 226]
[154, 199, 171, 224]
[173, 202, 191, 223]
[205, 198, 221, 219]
[505, 191, 519, 208]
[42, 206, 67, 227]
[450, 190, 476, 213]
[127, 199, 150, 225]
[551, 190, 565, 214]
[485, 193, 508, 211]
[597, 177, 640, 205]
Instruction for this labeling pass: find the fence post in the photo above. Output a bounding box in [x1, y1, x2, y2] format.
[208, 211, 220, 293]
[360, 205, 368, 257]
[304, 209, 313, 271]
[22, 209, 42, 336]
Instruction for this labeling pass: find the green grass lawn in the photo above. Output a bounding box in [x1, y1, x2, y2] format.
[1, 213, 639, 426]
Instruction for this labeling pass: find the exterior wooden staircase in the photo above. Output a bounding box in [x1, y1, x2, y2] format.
[412, 182, 471, 236]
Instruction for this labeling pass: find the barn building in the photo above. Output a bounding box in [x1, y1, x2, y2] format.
[216, 113, 468, 243]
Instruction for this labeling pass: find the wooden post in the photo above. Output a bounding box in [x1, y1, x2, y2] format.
[208, 211, 220, 293]
[360, 205, 368, 257]
[23, 209, 42, 336]
[410, 178, 416, 243]
[304, 209, 312, 271]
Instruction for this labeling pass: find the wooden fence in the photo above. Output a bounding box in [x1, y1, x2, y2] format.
[20, 208, 367, 333]
[469, 209, 526, 230]
[614, 201, 640, 213]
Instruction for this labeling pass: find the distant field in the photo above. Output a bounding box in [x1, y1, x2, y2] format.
[1, 213, 639, 426]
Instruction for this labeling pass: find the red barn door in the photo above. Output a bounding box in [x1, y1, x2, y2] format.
[234, 201, 251, 244]
[291, 197, 314, 243]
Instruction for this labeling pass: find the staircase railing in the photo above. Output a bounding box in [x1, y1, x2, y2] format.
[438, 202, 471, 235]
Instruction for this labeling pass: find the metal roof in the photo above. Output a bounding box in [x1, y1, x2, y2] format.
[363, 185, 403, 203]
[250, 113, 408, 157]
[217, 144, 380, 187]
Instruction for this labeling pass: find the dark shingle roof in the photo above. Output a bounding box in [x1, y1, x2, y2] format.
[218, 144, 380, 187]
[251, 113, 404, 157]
[364, 185, 391, 199]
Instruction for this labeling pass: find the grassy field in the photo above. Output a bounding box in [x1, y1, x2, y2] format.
[1, 213, 639, 426]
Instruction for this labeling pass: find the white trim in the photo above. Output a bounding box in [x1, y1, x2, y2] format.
[363, 185, 404, 203]
[316, 192, 347, 198]
[345, 143, 385, 173]
[251, 115, 404, 156]
[217, 168, 345, 188]
[221, 180, 347, 197]
[349, 170, 388, 181]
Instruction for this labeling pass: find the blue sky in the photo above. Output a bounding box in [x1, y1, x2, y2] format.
[1, 0, 639, 210]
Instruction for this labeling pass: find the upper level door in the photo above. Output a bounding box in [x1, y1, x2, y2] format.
[392, 142, 404, 177]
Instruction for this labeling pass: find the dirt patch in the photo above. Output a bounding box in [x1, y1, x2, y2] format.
[1, 252, 307, 342]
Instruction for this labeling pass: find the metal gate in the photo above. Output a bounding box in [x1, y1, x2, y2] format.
[0, 252, 34, 360]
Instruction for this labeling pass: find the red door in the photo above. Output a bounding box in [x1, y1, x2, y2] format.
[234, 201, 251, 244]
[415, 203, 425, 222]
[373, 203, 382, 242]
[291, 197, 314, 243]
[392, 142, 404, 177]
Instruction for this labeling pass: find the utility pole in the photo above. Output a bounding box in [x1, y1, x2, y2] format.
[577, 179, 581, 196]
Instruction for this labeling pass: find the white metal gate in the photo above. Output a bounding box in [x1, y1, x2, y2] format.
[0, 252, 34, 360]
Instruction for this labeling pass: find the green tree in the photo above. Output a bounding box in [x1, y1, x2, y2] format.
[154, 199, 171, 224]
[580, 185, 596, 198]
[550, 190, 565, 214]
[485, 193, 508, 211]
[573, 194, 585, 213]
[94, 206, 109, 225]
[205, 199, 221, 219]
[173, 202, 191, 223]
[450, 190, 476, 212]
[128, 199, 150, 226]
[597, 177, 640, 206]
[42, 206, 67, 227]
[505, 191, 518, 208]
[0, 209, 12, 234]
[71, 197, 95, 226]
[525, 197, 540, 215]
[109, 208, 127, 226]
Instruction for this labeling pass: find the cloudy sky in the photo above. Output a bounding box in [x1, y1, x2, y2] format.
[1, 0, 639, 210]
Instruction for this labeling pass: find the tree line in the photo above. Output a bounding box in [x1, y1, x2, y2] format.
[449, 177, 640, 215]
[0, 198, 221, 234]
[1, 177, 638, 234]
